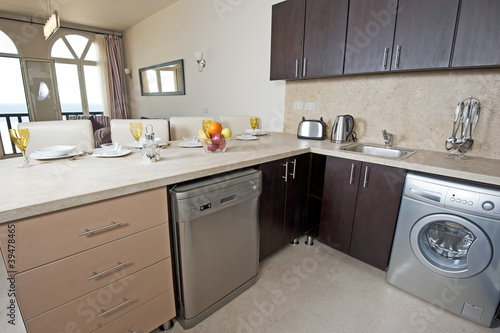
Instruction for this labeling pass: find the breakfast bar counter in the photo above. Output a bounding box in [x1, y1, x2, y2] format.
[1, 132, 500, 224]
[1, 132, 500, 333]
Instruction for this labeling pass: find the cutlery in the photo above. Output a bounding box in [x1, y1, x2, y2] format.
[459, 101, 481, 154]
[445, 102, 463, 150]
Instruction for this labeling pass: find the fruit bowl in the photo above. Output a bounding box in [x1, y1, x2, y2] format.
[202, 138, 229, 153]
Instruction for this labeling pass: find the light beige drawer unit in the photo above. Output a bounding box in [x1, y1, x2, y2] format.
[0, 188, 176, 333]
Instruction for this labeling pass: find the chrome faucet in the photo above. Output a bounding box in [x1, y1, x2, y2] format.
[382, 130, 393, 147]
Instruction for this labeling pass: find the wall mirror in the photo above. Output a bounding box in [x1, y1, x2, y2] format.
[139, 59, 185, 96]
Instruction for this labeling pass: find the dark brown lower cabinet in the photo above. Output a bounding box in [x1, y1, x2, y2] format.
[259, 154, 310, 261]
[318, 156, 406, 270]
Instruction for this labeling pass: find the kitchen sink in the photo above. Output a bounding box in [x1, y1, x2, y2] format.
[339, 143, 417, 159]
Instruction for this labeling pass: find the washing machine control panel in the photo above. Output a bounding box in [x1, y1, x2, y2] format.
[445, 188, 500, 219]
[445, 188, 480, 213]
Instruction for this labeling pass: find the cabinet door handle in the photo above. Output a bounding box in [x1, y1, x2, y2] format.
[96, 298, 133, 318]
[302, 58, 307, 77]
[88, 261, 127, 280]
[383, 47, 389, 69]
[349, 163, 356, 185]
[79, 221, 121, 236]
[363, 166, 370, 188]
[283, 162, 288, 183]
[395, 45, 401, 69]
[295, 59, 299, 78]
[289, 159, 297, 179]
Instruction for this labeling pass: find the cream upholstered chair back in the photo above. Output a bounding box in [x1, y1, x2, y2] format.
[110, 119, 170, 144]
[219, 115, 255, 135]
[18, 120, 94, 156]
[169, 116, 214, 140]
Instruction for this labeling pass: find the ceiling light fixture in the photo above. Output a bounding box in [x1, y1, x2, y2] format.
[194, 51, 206, 72]
[43, 0, 60, 40]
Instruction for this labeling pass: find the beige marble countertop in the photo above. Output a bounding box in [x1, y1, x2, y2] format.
[1, 132, 500, 224]
[1, 132, 500, 332]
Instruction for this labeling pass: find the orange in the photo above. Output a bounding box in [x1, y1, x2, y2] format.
[208, 121, 222, 135]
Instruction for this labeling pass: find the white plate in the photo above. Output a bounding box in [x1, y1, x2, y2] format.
[34, 145, 77, 157]
[93, 148, 133, 157]
[237, 135, 258, 141]
[243, 129, 268, 136]
[30, 150, 83, 160]
[179, 142, 202, 148]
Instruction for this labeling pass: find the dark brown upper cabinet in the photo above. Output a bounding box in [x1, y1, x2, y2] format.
[391, 0, 459, 71]
[270, 0, 348, 80]
[452, 0, 500, 68]
[344, 0, 398, 74]
[270, 0, 306, 80]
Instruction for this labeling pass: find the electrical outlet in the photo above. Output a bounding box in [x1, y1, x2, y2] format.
[203, 108, 208, 114]
[294, 102, 304, 110]
[305, 102, 316, 111]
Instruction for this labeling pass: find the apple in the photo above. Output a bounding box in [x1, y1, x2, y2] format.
[219, 139, 227, 150]
[221, 128, 232, 139]
[207, 143, 218, 151]
[211, 132, 223, 144]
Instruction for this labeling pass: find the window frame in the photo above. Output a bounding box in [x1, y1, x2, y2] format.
[49, 32, 100, 116]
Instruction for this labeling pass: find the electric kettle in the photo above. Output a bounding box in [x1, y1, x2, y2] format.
[331, 115, 354, 143]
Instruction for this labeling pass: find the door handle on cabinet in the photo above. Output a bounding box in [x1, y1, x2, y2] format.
[289, 159, 297, 179]
[395, 45, 401, 69]
[96, 298, 133, 318]
[295, 59, 299, 78]
[349, 163, 356, 185]
[302, 58, 307, 77]
[363, 166, 370, 188]
[88, 261, 127, 280]
[283, 162, 288, 183]
[383, 47, 389, 69]
[78, 221, 121, 236]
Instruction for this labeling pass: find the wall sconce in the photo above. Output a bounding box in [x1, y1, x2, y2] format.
[194, 52, 206, 72]
[124, 68, 132, 78]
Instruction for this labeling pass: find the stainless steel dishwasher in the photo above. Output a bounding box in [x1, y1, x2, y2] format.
[169, 168, 262, 329]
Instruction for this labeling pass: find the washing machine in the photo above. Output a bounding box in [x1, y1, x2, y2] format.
[386, 172, 500, 328]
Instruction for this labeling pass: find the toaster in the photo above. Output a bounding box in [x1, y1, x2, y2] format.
[297, 117, 327, 140]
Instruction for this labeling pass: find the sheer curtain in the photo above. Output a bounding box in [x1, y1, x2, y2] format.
[95, 34, 128, 119]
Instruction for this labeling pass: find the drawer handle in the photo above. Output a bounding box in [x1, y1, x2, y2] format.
[79, 221, 121, 236]
[88, 262, 127, 280]
[96, 298, 133, 318]
[289, 159, 297, 179]
[128, 330, 137, 333]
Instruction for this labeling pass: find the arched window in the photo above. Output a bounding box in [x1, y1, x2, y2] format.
[0, 30, 29, 155]
[50, 33, 103, 116]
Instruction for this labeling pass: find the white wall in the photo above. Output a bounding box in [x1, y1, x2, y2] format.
[123, 0, 286, 132]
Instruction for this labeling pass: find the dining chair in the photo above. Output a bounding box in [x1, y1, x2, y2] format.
[219, 115, 256, 135]
[169, 116, 214, 140]
[18, 120, 94, 156]
[110, 119, 170, 144]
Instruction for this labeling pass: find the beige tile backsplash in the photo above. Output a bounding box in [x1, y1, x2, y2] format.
[284, 68, 500, 160]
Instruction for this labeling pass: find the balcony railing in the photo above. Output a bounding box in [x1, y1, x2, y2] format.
[1, 112, 103, 156]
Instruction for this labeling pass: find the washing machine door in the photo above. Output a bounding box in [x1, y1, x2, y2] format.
[410, 213, 493, 279]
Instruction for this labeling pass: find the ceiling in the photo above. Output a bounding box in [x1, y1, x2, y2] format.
[0, 0, 179, 33]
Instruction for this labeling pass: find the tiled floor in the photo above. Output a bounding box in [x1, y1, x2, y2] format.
[153, 237, 500, 333]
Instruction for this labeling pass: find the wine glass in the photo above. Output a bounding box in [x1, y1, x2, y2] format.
[250, 117, 258, 132]
[9, 128, 34, 168]
[129, 123, 143, 147]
